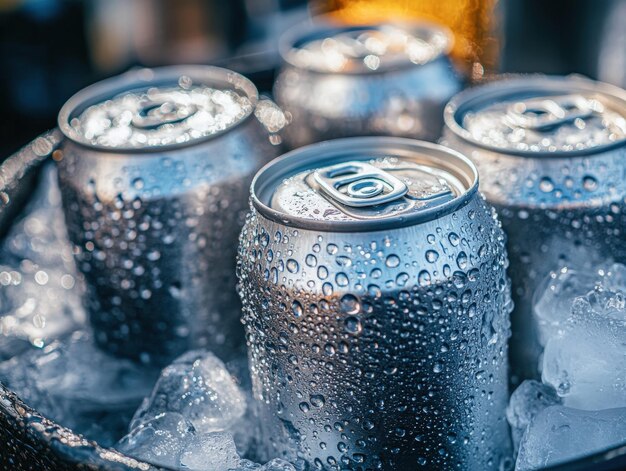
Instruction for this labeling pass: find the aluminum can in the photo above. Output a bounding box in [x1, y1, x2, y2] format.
[442, 75, 626, 383]
[237, 137, 513, 470]
[273, 20, 463, 149]
[56, 66, 285, 365]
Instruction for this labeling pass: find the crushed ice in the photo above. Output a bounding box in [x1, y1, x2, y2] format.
[509, 263, 626, 469]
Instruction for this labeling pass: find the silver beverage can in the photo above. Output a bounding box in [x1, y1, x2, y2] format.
[273, 20, 463, 149]
[238, 137, 513, 470]
[442, 75, 626, 382]
[56, 66, 285, 365]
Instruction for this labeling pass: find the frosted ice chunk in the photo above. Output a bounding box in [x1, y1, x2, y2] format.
[131, 349, 246, 433]
[533, 267, 598, 345]
[506, 380, 561, 450]
[235, 459, 297, 470]
[534, 263, 626, 409]
[515, 406, 626, 470]
[0, 330, 157, 445]
[257, 459, 297, 471]
[542, 304, 626, 409]
[534, 264, 626, 345]
[116, 412, 195, 468]
[180, 431, 240, 471]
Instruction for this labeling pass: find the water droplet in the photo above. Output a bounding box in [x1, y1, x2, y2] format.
[336, 255, 352, 267]
[583, 175, 598, 191]
[344, 316, 362, 334]
[147, 250, 161, 261]
[292, 300, 303, 317]
[287, 259, 299, 273]
[368, 284, 382, 299]
[340, 294, 361, 315]
[395, 272, 409, 287]
[418, 270, 431, 286]
[336, 272, 349, 287]
[385, 254, 400, 268]
[456, 251, 468, 269]
[310, 394, 325, 407]
[132, 177, 145, 190]
[448, 232, 460, 246]
[425, 250, 439, 263]
[538, 177, 554, 193]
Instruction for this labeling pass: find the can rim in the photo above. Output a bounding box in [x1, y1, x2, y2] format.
[57, 65, 259, 153]
[278, 16, 454, 75]
[443, 74, 626, 158]
[251, 137, 478, 232]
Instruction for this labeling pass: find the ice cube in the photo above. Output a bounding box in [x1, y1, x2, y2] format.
[131, 349, 246, 434]
[0, 330, 157, 445]
[534, 263, 626, 410]
[533, 267, 598, 345]
[533, 263, 626, 346]
[257, 459, 297, 471]
[515, 406, 626, 470]
[179, 431, 241, 471]
[118, 413, 244, 471]
[234, 459, 297, 471]
[506, 380, 562, 451]
[542, 304, 626, 409]
[116, 412, 195, 468]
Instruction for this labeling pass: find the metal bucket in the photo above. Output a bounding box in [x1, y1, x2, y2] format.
[0, 133, 625, 470]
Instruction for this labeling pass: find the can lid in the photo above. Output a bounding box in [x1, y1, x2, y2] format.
[252, 137, 477, 232]
[58, 66, 258, 152]
[279, 19, 452, 74]
[444, 75, 626, 157]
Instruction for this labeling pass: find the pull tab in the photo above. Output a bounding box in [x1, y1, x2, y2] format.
[504, 95, 594, 131]
[312, 161, 408, 207]
[132, 98, 198, 130]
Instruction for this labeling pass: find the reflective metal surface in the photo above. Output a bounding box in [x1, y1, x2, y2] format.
[238, 137, 513, 470]
[56, 66, 284, 366]
[273, 20, 463, 148]
[442, 75, 626, 383]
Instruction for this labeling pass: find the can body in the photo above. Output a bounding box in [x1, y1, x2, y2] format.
[56, 66, 283, 365]
[238, 138, 512, 470]
[442, 76, 626, 382]
[274, 21, 463, 149]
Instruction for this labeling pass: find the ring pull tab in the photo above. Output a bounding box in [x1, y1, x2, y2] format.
[132, 98, 198, 130]
[504, 95, 595, 132]
[312, 161, 408, 207]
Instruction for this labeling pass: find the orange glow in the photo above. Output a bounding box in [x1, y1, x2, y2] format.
[310, 0, 501, 80]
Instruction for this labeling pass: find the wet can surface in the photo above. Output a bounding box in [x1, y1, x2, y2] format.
[273, 20, 463, 149]
[56, 66, 285, 365]
[442, 75, 626, 382]
[237, 137, 512, 470]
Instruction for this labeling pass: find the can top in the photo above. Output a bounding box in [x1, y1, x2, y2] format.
[279, 19, 452, 74]
[252, 137, 477, 232]
[444, 75, 626, 157]
[58, 66, 258, 151]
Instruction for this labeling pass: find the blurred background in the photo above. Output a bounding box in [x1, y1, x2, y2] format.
[1, 0, 625, 156]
